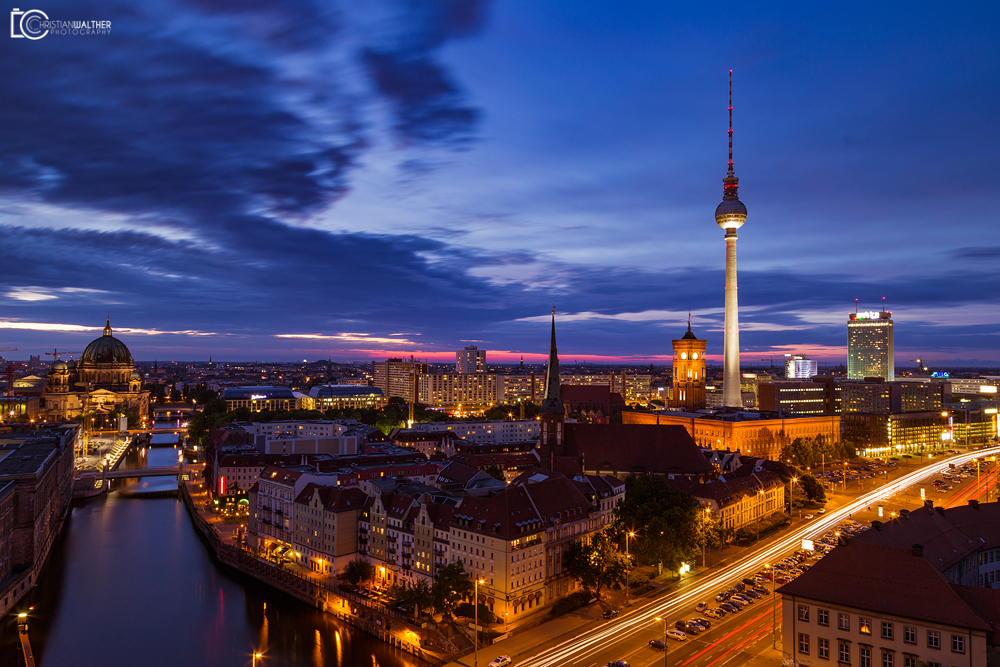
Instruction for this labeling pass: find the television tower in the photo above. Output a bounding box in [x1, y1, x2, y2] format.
[715, 70, 748, 409]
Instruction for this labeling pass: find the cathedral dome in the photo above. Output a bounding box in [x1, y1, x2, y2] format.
[49, 360, 68, 373]
[130, 370, 142, 380]
[80, 319, 134, 366]
[66, 360, 77, 370]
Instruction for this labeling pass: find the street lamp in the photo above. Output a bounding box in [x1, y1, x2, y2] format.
[625, 531, 636, 605]
[474, 577, 485, 667]
[790, 477, 798, 517]
[252, 652, 263, 667]
[654, 616, 668, 667]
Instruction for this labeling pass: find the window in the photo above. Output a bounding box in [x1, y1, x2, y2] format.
[903, 657, 916, 667]
[881, 622, 893, 640]
[818, 637, 830, 660]
[881, 651, 893, 667]
[818, 608, 830, 626]
[839, 613, 851, 631]
[839, 642, 851, 664]
[951, 635, 965, 653]
[927, 631, 940, 649]
[859, 617, 872, 635]
[799, 633, 810, 654]
[859, 646, 871, 667]
[799, 604, 810, 622]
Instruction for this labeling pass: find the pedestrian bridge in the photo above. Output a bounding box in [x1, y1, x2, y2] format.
[104, 466, 180, 479]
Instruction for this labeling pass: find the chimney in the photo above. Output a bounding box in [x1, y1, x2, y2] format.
[935, 506, 946, 517]
[969, 499, 980, 510]
[871, 520, 883, 532]
[924, 499, 934, 511]
[838, 533, 849, 547]
[912, 544, 924, 557]
[899, 509, 910, 519]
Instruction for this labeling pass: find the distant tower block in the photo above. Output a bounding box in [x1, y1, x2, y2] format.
[670, 314, 707, 411]
[714, 70, 748, 409]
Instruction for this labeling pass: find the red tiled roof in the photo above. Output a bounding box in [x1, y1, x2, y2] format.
[777, 542, 991, 631]
[450, 451, 540, 469]
[669, 470, 781, 506]
[563, 423, 713, 476]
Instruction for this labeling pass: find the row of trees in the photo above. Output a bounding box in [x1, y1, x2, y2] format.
[780, 435, 856, 469]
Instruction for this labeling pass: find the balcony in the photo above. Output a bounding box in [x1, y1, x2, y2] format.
[274, 507, 283, 516]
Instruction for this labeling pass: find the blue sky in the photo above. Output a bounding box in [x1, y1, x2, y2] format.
[0, 1, 997, 364]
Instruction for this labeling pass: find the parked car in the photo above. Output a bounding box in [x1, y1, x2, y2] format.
[742, 578, 756, 587]
[666, 630, 688, 642]
[704, 608, 723, 619]
[743, 590, 761, 600]
[603, 609, 620, 619]
[696, 602, 708, 612]
[720, 601, 740, 612]
[754, 587, 771, 596]
[715, 592, 729, 602]
[649, 639, 666, 650]
[684, 621, 703, 634]
[606, 661, 629, 667]
[489, 657, 512, 667]
[695, 617, 712, 629]
[675, 621, 687, 631]
[734, 582, 746, 592]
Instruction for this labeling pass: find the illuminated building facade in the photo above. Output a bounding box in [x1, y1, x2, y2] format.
[623, 410, 840, 461]
[784, 354, 817, 379]
[44, 319, 149, 423]
[219, 386, 298, 412]
[847, 310, 894, 381]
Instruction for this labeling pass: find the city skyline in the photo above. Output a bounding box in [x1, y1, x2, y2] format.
[1, 2, 998, 363]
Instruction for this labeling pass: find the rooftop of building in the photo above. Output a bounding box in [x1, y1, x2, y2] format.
[562, 423, 714, 476]
[308, 385, 384, 399]
[219, 386, 296, 400]
[777, 541, 992, 633]
[639, 409, 835, 422]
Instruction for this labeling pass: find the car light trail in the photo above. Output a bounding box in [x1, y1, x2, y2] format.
[519, 447, 1000, 667]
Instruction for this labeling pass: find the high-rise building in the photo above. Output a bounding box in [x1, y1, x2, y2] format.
[372, 358, 427, 403]
[455, 345, 486, 373]
[670, 318, 707, 411]
[714, 71, 748, 409]
[847, 310, 894, 381]
[784, 354, 818, 379]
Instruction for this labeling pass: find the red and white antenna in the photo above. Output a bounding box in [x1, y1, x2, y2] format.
[728, 69, 734, 178]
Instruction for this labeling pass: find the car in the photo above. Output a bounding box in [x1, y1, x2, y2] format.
[743, 590, 761, 599]
[603, 609, 620, 619]
[696, 602, 708, 612]
[776, 576, 792, 584]
[675, 621, 687, 631]
[734, 582, 746, 592]
[715, 592, 729, 602]
[804, 514, 814, 519]
[720, 602, 738, 613]
[666, 629, 688, 642]
[935, 487, 948, 493]
[758, 571, 773, 581]
[754, 587, 771, 596]
[695, 617, 712, 629]
[488, 657, 512, 667]
[742, 577, 756, 586]
[606, 661, 629, 667]
[732, 594, 752, 605]
[704, 608, 723, 619]
[649, 639, 666, 650]
[684, 621, 703, 634]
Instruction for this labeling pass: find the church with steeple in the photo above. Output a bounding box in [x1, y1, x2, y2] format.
[669, 315, 707, 412]
[538, 308, 565, 469]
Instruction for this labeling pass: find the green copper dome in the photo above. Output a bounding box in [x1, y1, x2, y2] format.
[80, 319, 134, 366]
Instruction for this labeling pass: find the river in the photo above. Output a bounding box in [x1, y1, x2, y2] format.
[1, 445, 424, 667]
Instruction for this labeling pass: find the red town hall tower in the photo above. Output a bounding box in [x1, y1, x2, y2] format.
[670, 316, 707, 412]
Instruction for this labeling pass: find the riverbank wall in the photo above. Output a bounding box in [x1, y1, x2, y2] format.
[179, 481, 448, 664]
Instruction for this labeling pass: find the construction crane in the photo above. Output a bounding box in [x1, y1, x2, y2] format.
[760, 357, 777, 373]
[909, 357, 957, 373]
[45, 349, 82, 360]
[0, 347, 16, 352]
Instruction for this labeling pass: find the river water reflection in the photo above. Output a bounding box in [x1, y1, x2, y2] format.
[7, 446, 423, 667]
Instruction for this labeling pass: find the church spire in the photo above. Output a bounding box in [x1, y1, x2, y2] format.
[104, 315, 112, 337]
[541, 307, 562, 411]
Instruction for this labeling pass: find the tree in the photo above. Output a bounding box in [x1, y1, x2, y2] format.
[798, 474, 826, 503]
[432, 561, 474, 617]
[562, 531, 628, 596]
[484, 465, 505, 482]
[342, 558, 375, 587]
[614, 475, 700, 572]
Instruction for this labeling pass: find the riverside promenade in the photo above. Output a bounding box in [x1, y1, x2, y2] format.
[179, 477, 448, 664]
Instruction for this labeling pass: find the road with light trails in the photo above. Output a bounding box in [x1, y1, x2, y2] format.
[518, 446, 1000, 667]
